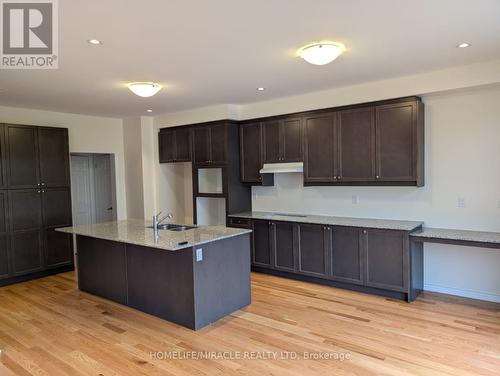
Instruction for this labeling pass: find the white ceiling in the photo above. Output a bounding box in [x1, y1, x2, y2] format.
[1, 0, 499, 118]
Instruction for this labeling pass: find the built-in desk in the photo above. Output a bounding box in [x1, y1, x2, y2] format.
[410, 228, 500, 249]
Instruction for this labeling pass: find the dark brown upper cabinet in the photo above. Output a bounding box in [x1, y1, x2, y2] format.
[159, 127, 192, 163]
[38, 127, 70, 188]
[240, 122, 263, 183]
[337, 108, 376, 182]
[193, 123, 227, 165]
[303, 112, 337, 183]
[6, 125, 40, 189]
[376, 101, 424, 185]
[263, 118, 302, 163]
[6, 125, 70, 189]
[303, 97, 424, 186]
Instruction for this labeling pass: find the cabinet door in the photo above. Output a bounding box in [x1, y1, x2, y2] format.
[38, 127, 70, 188]
[252, 220, 272, 267]
[6, 125, 40, 189]
[338, 108, 375, 182]
[376, 103, 416, 181]
[297, 224, 328, 278]
[330, 227, 363, 285]
[158, 130, 175, 163]
[45, 229, 73, 268]
[175, 127, 192, 162]
[193, 127, 211, 164]
[272, 221, 295, 272]
[0, 125, 7, 189]
[9, 189, 43, 275]
[304, 114, 336, 183]
[262, 120, 281, 163]
[364, 229, 408, 292]
[240, 122, 263, 183]
[209, 124, 227, 164]
[282, 118, 302, 162]
[0, 191, 9, 279]
[42, 188, 72, 227]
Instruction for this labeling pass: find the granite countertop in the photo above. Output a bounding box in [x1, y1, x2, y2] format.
[410, 227, 500, 245]
[229, 211, 423, 231]
[57, 219, 252, 251]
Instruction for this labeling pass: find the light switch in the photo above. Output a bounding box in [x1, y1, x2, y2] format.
[196, 248, 203, 262]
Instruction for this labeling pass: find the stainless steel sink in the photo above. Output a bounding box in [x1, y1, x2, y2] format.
[148, 224, 197, 231]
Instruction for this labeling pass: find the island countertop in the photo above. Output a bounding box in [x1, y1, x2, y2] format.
[57, 219, 252, 251]
[229, 211, 423, 232]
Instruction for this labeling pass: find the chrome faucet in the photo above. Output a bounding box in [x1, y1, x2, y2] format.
[153, 211, 173, 237]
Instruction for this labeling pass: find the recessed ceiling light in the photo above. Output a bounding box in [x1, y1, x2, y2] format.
[257, 87, 265, 91]
[298, 41, 345, 65]
[147, 109, 153, 113]
[87, 39, 103, 45]
[127, 82, 162, 97]
[457, 42, 470, 48]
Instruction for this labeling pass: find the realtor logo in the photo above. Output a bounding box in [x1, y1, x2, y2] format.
[1, 0, 58, 69]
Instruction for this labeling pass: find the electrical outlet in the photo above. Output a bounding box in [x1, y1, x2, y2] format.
[352, 195, 359, 204]
[196, 248, 203, 262]
[457, 197, 466, 208]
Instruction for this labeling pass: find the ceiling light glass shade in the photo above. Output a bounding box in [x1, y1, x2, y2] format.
[298, 42, 345, 65]
[127, 82, 162, 97]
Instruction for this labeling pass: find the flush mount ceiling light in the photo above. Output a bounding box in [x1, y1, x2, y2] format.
[147, 109, 153, 113]
[87, 39, 103, 45]
[257, 87, 265, 91]
[127, 82, 162, 97]
[298, 41, 345, 65]
[457, 42, 470, 48]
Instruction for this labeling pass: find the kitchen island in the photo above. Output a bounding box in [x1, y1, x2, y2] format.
[57, 220, 252, 330]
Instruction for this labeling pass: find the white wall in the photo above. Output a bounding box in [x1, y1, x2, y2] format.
[123, 117, 145, 219]
[251, 86, 500, 302]
[0, 105, 128, 219]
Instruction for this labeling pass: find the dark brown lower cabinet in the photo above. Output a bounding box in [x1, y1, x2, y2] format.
[0, 235, 9, 279]
[11, 231, 43, 275]
[231, 216, 421, 301]
[363, 229, 408, 292]
[330, 227, 363, 285]
[297, 224, 329, 278]
[252, 220, 272, 267]
[272, 221, 295, 271]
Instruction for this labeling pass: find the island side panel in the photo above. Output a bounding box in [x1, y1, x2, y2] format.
[76, 235, 128, 305]
[193, 233, 251, 330]
[126, 244, 196, 329]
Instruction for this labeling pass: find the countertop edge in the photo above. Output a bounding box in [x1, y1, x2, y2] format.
[229, 212, 423, 232]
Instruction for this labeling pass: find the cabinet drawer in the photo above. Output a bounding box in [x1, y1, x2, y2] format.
[228, 217, 252, 229]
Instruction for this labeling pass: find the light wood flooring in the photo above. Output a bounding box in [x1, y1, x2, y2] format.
[0, 272, 499, 375]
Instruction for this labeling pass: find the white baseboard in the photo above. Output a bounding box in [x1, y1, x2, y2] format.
[424, 283, 500, 303]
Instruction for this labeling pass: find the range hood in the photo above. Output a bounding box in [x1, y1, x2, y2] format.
[259, 162, 303, 174]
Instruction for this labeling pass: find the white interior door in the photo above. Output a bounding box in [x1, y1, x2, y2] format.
[93, 154, 115, 222]
[70, 155, 93, 225]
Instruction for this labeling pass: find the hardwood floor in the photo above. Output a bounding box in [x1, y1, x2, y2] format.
[0, 272, 499, 375]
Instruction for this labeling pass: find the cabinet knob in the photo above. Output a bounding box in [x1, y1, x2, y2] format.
[376, 175, 380, 179]
[37, 190, 41, 193]
[37, 183, 40, 186]
[333, 176, 337, 180]
[363, 230, 367, 234]
[41, 183, 45, 186]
